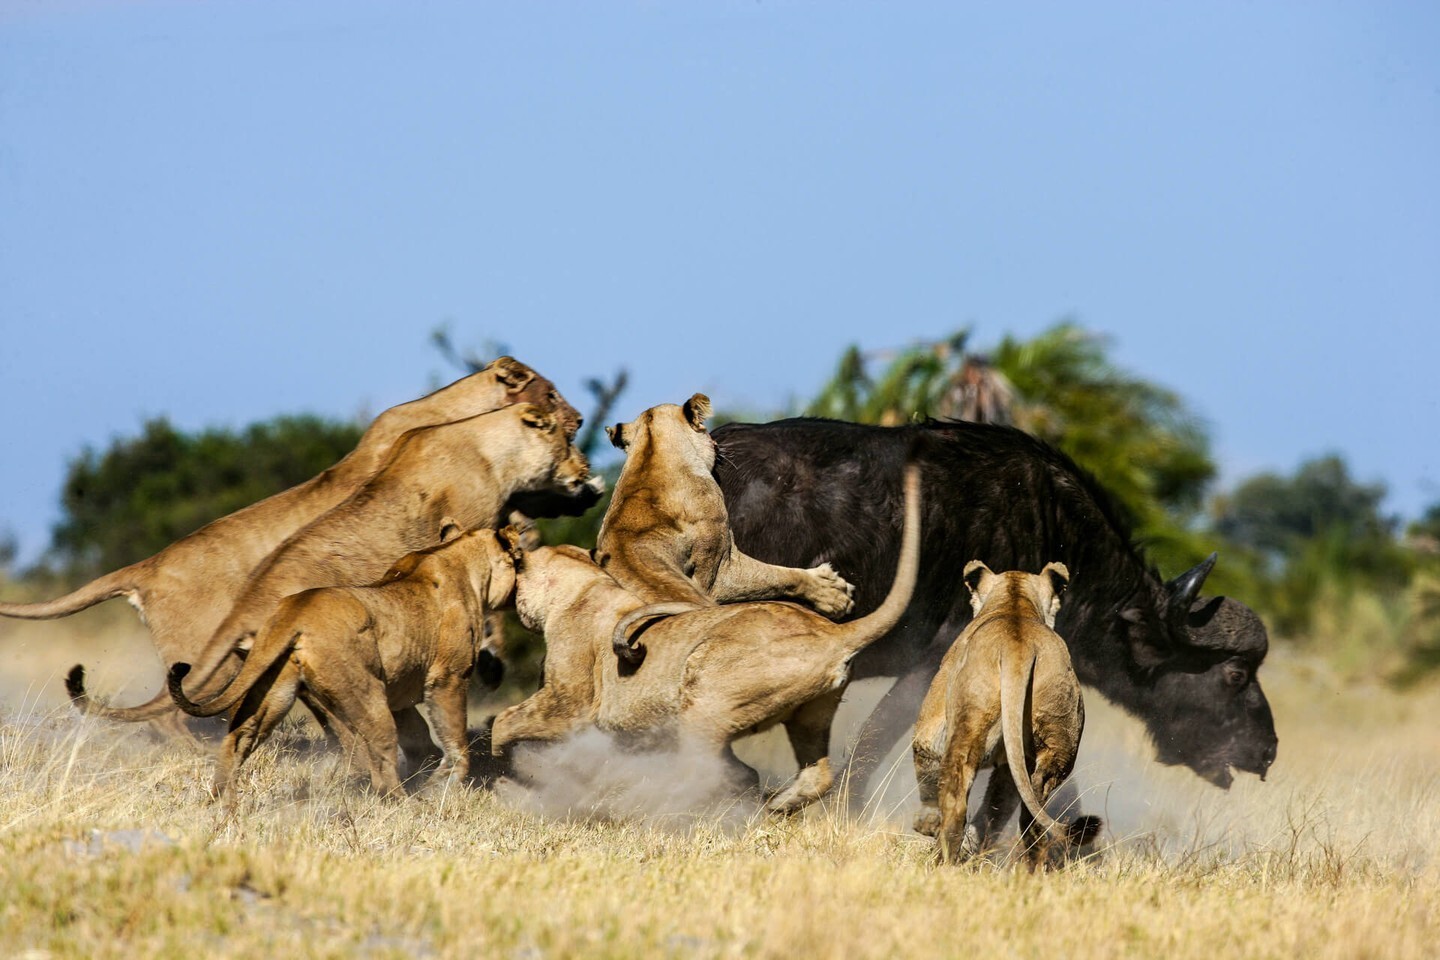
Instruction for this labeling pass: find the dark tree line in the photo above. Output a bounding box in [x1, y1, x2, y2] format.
[50, 415, 363, 579]
[23, 323, 1440, 683]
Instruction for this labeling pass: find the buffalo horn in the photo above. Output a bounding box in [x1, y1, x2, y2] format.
[1166, 552, 1217, 611]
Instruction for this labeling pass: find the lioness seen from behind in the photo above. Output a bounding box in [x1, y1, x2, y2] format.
[912, 561, 1098, 868]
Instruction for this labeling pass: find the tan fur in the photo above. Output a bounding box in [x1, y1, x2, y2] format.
[911, 561, 1089, 868]
[15, 358, 573, 720]
[595, 394, 853, 661]
[70, 401, 591, 721]
[174, 527, 517, 798]
[492, 464, 922, 815]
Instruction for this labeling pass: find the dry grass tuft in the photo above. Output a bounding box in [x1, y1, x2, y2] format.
[1, 615, 1438, 958]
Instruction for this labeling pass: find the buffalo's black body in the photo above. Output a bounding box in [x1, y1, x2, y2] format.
[713, 417, 1277, 793]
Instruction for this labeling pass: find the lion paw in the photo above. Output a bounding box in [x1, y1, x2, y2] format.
[913, 806, 941, 837]
[805, 563, 856, 618]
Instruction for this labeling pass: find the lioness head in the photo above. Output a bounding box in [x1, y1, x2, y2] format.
[435, 525, 523, 611]
[963, 560, 1069, 627]
[477, 527, 520, 610]
[508, 403, 593, 496]
[492, 357, 584, 440]
[498, 525, 597, 634]
[605, 393, 715, 470]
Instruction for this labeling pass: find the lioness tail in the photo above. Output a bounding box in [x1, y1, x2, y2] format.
[0, 565, 140, 621]
[832, 461, 922, 653]
[610, 601, 708, 665]
[998, 647, 1066, 839]
[169, 621, 303, 718]
[65, 663, 185, 722]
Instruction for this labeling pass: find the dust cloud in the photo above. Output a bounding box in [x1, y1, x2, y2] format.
[495, 728, 762, 830]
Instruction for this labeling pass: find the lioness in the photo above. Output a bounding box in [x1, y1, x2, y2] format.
[70, 402, 593, 719]
[911, 561, 1095, 868]
[595, 394, 853, 663]
[492, 462, 921, 815]
[5, 357, 576, 720]
[167, 525, 516, 798]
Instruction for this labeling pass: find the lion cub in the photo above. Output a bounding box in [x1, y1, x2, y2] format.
[169, 526, 516, 799]
[912, 561, 1093, 868]
[596, 393, 854, 662]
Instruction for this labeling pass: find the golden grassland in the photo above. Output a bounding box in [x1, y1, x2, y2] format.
[1, 608, 1438, 959]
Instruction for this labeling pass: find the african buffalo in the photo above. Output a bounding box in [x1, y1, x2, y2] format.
[712, 417, 1277, 799]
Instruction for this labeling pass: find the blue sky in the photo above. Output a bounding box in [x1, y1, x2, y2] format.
[1, 1, 1436, 565]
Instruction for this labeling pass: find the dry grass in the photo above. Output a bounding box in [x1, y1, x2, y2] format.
[1, 612, 1438, 959]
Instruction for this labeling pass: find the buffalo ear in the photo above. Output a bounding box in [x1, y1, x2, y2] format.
[1120, 605, 1174, 669]
[605, 423, 628, 450]
[520, 405, 557, 432]
[491, 356, 535, 390]
[682, 393, 712, 432]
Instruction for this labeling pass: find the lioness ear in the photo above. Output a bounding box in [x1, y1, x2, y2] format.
[606, 423, 628, 450]
[1042, 561, 1070, 598]
[491, 356, 535, 390]
[496, 525, 526, 565]
[520, 405, 557, 432]
[506, 510, 542, 551]
[439, 517, 464, 544]
[963, 560, 991, 596]
[682, 393, 712, 432]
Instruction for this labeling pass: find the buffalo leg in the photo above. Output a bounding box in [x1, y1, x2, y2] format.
[394, 705, 441, 775]
[846, 654, 945, 812]
[971, 763, 1022, 851]
[911, 738, 944, 837]
[767, 690, 843, 815]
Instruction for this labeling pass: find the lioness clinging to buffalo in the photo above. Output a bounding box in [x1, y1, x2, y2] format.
[168, 525, 518, 798]
[912, 561, 1098, 868]
[69, 401, 594, 720]
[3, 357, 578, 723]
[595, 394, 854, 663]
[493, 460, 922, 815]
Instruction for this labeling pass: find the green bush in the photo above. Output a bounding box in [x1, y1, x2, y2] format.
[49, 415, 363, 579]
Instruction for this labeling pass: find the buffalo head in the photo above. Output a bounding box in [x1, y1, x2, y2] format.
[1119, 554, 1278, 788]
